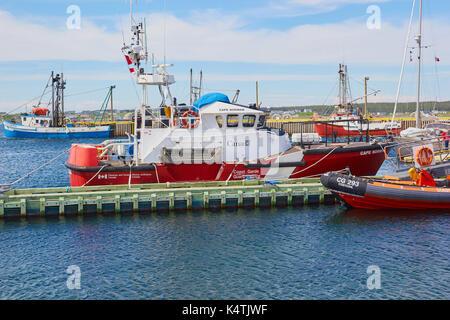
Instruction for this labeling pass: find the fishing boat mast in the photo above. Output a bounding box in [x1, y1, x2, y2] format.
[50, 71, 66, 127]
[336, 64, 352, 114]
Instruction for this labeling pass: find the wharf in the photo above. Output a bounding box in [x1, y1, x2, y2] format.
[0, 178, 335, 218]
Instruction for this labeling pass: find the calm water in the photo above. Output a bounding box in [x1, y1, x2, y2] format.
[0, 126, 449, 299]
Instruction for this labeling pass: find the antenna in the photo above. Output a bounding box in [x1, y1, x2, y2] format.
[130, 0, 134, 26]
[163, 0, 167, 66]
[144, 18, 148, 66]
[199, 70, 203, 97]
[232, 90, 240, 104]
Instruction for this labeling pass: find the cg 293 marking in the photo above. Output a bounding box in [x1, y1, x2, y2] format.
[336, 176, 360, 187]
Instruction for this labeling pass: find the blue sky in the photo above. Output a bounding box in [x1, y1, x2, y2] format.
[0, 0, 449, 112]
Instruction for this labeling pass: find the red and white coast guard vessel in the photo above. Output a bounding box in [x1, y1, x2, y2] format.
[64, 12, 389, 187]
[314, 64, 401, 137]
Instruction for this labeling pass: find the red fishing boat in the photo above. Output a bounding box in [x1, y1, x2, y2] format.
[314, 64, 401, 137]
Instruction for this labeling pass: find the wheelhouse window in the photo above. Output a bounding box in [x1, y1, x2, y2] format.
[216, 115, 223, 128]
[242, 115, 256, 128]
[227, 115, 239, 128]
[257, 115, 266, 128]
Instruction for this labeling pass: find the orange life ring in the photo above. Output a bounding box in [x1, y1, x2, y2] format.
[96, 145, 107, 160]
[415, 146, 434, 167]
[181, 110, 200, 129]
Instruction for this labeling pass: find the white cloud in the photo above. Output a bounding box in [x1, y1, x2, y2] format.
[0, 10, 122, 62]
[256, 0, 390, 17]
[1, 9, 448, 67]
[288, 0, 388, 5]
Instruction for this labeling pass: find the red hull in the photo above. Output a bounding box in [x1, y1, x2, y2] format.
[336, 192, 450, 210]
[321, 172, 450, 210]
[66, 146, 387, 187]
[314, 123, 401, 137]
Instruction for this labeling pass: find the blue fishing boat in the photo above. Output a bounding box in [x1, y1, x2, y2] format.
[1, 72, 110, 139]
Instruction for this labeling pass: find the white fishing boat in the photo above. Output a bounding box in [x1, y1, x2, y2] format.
[2, 72, 110, 139]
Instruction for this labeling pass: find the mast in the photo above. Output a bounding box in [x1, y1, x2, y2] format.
[256, 81, 259, 109]
[51, 71, 55, 126]
[190, 69, 192, 105]
[122, 0, 175, 165]
[338, 64, 347, 108]
[110, 85, 115, 121]
[338, 64, 343, 106]
[199, 70, 203, 98]
[364, 76, 369, 119]
[61, 73, 65, 126]
[415, 0, 423, 128]
[391, 0, 416, 127]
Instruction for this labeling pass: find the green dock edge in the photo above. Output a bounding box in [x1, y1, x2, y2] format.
[0, 178, 337, 218]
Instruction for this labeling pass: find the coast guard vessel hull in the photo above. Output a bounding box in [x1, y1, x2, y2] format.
[66, 142, 388, 186]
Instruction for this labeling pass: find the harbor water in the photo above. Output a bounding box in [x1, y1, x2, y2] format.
[0, 127, 449, 299]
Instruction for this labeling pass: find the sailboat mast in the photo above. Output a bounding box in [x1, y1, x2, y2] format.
[415, 0, 423, 128]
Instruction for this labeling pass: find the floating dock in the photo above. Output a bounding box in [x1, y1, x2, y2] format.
[0, 178, 335, 218]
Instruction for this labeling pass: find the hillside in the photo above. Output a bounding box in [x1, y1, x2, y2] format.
[273, 101, 450, 115]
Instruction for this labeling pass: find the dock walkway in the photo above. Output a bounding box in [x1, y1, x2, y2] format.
[0, 178, 335, 218]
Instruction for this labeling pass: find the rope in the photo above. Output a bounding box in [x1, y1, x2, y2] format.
[295, 168, 349, 180]
[65, 86, 110, 98]
[225, 162, 241, 185]
[289, 146, 341, 177]
[81, 165, 108, 187]
[2, 92, 51, 116]
[4, 146, 74, 187]
[127, 161, 134, 189]
[153, 163, 160, 184]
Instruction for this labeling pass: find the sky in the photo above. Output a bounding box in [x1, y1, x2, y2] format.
[0, 0, 449, 112]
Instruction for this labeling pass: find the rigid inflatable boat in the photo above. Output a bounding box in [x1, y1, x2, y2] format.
[320, 171, 450, 210]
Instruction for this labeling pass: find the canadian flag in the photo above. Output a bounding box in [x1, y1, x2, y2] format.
[124, 54, 135, 73]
